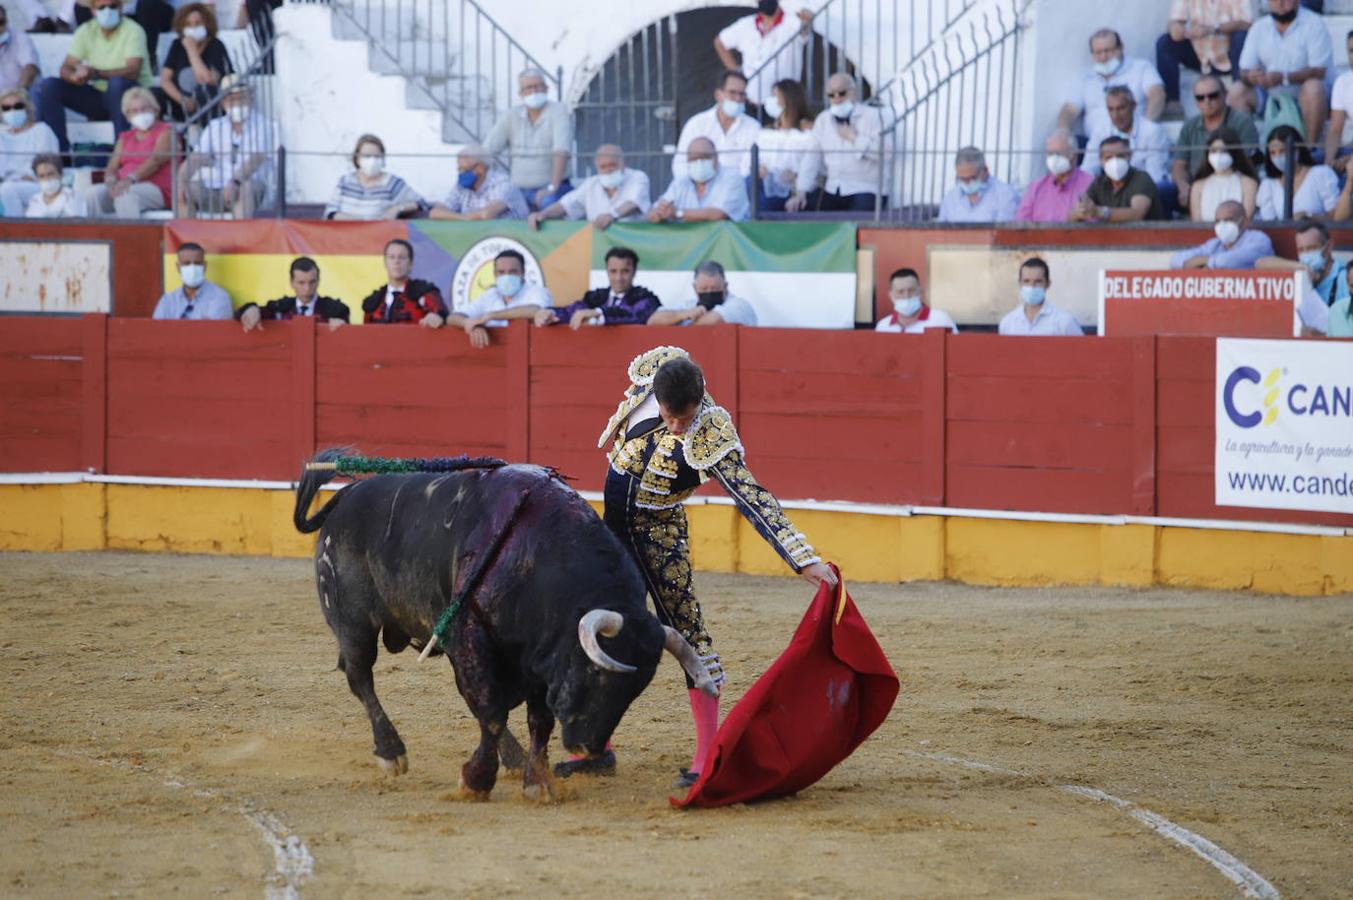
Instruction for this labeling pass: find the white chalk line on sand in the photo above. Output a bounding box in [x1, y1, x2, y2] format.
[60, 752, 314, 899]
[906, 750, 1279, 900]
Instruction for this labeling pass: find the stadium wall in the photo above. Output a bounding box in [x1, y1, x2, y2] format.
[2, 316, 1349, 594]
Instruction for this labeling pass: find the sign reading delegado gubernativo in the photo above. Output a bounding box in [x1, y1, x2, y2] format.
[1215, 338, 1353, 515]
[1099, 270, 1305, 338]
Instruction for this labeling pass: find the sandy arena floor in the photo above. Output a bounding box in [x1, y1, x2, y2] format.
[0, 551, 1349, 898]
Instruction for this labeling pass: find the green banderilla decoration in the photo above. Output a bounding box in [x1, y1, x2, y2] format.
[417, 596, 464, 662]
[306, 454, 507, 476]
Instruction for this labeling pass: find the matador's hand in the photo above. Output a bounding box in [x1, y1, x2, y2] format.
[799, 561, 838, 590]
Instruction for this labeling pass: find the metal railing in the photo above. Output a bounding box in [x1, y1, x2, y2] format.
[327, 0, 561, 145]
[744, 0, 980, 111]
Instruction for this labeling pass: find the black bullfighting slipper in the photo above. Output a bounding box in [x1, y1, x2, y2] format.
[673, 768, 700, 790]
[552, 748, 617, 778]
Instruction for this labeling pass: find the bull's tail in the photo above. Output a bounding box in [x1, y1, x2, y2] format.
[294, 447, 350, 534]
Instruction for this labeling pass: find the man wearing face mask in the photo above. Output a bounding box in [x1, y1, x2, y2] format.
[1071, 136, 1164, 222]
[429, 144, 527, 221]
[527, 144, 650, 231]
[1232, 0, 1331, 147]
[1169, 200, 1273, 270]
[73, 0, 173, 66]
[1258, 222, 1351, 311]
[32, 0, 152, 152]
[447, 250, 549, 349]
[648, 260, 758, 327]
[997, 257, 1084, 337]
[650, 137, 750, 223]
[237, 257, 350, 333]
[152, 242, 233, 320]
[808, 72, 883, 212]
[0, 6, 41, 93]
[1016, 129, 1094, 223]
[713, 1, 813, 107]
[1082, 88, 1170, 185]
[483, 67, 572, 211]
[936, 146, 1020, 223]
[1059, 28, 1165, 138]
[672, 69, 759, 179]
[874, 268, 958, 333]
[178, 75, 275, 218]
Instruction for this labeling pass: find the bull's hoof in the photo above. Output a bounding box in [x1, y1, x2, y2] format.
[522, 781, 560, 804]
[376, 753, 409, 776]
[456, 775, 492, 802]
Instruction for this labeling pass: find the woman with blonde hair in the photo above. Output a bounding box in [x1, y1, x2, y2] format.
[157, 1, 233, 122]
[84, 86, 174, 217]
[0, 86, 60, 216]
[323, 133, 424, 220]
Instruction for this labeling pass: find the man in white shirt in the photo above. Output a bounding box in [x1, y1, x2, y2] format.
[649, 260, 758, 327]
[673, 69, 759, 178]
[446, 249, 551, 349]
[1082, 86, 1171, 184]
[1058, 28, 1165, 138]
[874, 268, 958, 333]
[527, 143, 650, 230]
[997, 257, 1084, 337]
[936, 146, 1021, 223]
[801, 72, 883, 212]
[650, 138, 750, 223]
[177, 76, 274, 219]
[1232, 0, 1332, 146]
[713, 1, 813, 105]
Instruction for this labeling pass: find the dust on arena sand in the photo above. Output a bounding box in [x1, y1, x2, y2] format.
[1, 552, 1349, 898]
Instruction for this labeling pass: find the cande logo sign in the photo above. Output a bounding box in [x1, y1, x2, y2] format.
[1223, 365, 1353, 429]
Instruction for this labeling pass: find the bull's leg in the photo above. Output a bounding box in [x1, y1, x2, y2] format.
[522, 691, 560, 802]
[448, 622, 506, 800]
[338, 627, 408, 776]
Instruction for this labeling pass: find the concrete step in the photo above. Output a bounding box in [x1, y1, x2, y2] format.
[367, 39, 459, 76]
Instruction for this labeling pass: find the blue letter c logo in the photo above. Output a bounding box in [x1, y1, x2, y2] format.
[1224, 366, 1262, 428]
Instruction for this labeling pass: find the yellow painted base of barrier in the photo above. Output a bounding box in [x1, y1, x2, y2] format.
[2, 483, 1349, 596]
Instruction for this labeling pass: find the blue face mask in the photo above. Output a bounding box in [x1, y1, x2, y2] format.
[457, 168, 479, 189]
[958, 178, 986, 196]
[1019, 285, 1046, 306]
[1299, 249, 1327, 274]
[496, 274, 523, 297]
[1270, 153, 1287, 174]
[94, 6, 121, 28]
[688, 158, 716, 184]
[893, 296, 923, 317]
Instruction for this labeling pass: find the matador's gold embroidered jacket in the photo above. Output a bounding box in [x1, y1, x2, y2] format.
[599, 346, 820, 572]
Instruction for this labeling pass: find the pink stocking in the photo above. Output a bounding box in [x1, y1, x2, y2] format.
[688, 688, 720, 774]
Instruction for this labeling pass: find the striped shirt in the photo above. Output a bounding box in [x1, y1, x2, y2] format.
[324, 172, 424, 220]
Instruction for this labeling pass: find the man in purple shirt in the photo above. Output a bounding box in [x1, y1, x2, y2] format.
[1015, 129, 1093, 223]
[534, 246, 661, 328]
[1168, 200, 1273, 269]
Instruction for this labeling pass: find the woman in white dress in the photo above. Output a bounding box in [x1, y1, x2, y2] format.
[1188, 128, 1258, 222]
[25, 153, 88, 218]
[753, 79, 820, 213]
[1254, 125, 1338, 221]
[0, 86, 60, 217]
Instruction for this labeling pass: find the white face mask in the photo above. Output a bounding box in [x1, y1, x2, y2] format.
[39, 177, 62, 196]
[358, 155, 384, 177]
[179, 263, 206, 288]
[1208, 151, 1233, 173]
[183, 24, 207, 41]
[1092, 54, 1122, 77]
[1103, 156, 1130, 181]
[597, 169, 624, 189]
[762, 95, 784, 120]
[720, 98, 745, 119]
[1214, 220, 1241, 245]
[228, 103, 248, 123]
[129, 111, 156, 131]
[830, 99, 854, 120]
[688, 158, 716, 184]
[1046, 154, 1072, 176]
[522, 90, 549, 110]
[893, 296, 922, 317]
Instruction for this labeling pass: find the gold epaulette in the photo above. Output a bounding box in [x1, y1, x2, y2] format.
[682, 404, 743, 471]
[627, 345, 689, 385]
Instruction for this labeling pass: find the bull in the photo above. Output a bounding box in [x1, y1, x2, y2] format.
[292, 449, 714, 799]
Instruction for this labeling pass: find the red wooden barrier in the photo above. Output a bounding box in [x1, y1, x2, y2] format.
[0, 316, 84, 472]
[315, 322, 517, 465]
[737, 328, 938, 505]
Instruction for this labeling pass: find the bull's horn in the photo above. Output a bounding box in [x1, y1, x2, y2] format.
[578, 610, 637, 673]
[663, 627, 719, 698]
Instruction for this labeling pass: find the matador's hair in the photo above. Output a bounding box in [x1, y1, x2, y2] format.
[653, 358, 705, 413]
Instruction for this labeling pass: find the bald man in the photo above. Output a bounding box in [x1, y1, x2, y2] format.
[527, 144, 652, 230]
[649, 137, 750, 223]
[1169, 199, 1273, 269]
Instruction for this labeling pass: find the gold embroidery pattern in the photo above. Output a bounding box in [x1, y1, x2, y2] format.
[598, 386, 649, 450]
[712, 450, 820, 570]
[682, 404, 744, 471]
[628, 504, 724, 685]
[627, 345, 689, 386]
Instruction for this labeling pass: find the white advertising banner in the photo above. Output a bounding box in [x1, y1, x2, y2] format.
[1215, 338, 1353, 514]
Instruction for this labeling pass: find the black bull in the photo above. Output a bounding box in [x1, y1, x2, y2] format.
[292, 451, 714, 799]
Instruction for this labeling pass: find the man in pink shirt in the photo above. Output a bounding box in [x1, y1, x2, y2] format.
[1015, 129, 1093, 223]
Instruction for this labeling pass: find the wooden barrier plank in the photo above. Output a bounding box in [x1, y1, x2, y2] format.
[738, 329, 925, 377]
[291, 317, 317, 465]
[80, 313, 106, 473]
[918, 327, 946, 505]
[106, 435, 292, 478]
[738, 371, 922, 415]
[108, 320, 291, 360]
[1130, 336, 1157, 515]
[947, 334, 1133, 378]
[740, 412, 922, 463]
[749, 458, 925, 505]
[107, 358, 283, 400]
[316, 404, 509, 447]
[0, 317, 83, 355]
[947, 465, 1132, 514]
[947, 375, 1132, 424]
[317, 365, 509, 408]
[947, 420, 1133, 470]
[1157, 425, 1212, 472]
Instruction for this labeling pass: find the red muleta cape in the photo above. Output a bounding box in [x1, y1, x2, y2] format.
[673, 566, 899, 808]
